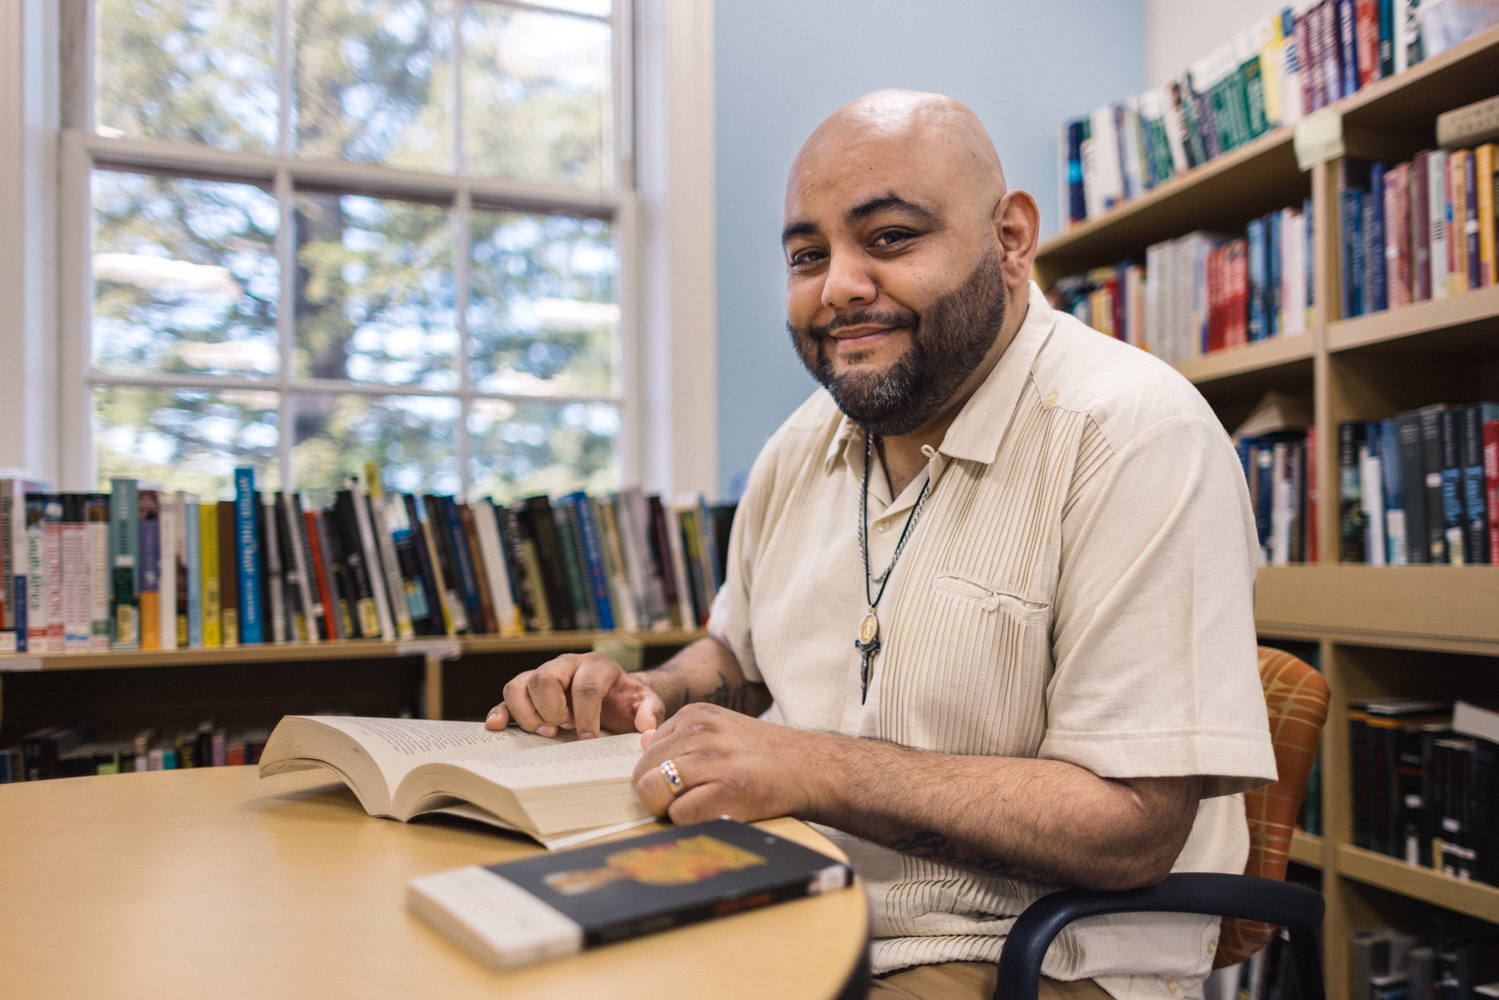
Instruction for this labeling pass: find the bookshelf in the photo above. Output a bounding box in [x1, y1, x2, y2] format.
[1035, 24, 1499, 1000]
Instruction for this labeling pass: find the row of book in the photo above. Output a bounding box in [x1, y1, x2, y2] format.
[1047, 203, 1314, 364]
[1348, 925, 1499, 1000]
[0, 720, 273, 782]
[1338, 404, 1498, 565]
[1350, 699, 1499, 886]
[0, 466, 738, 654]
[1239, 426, 1319, 566]
[1339, 145, 1498, 321]
[1060, 0, 1435, 228]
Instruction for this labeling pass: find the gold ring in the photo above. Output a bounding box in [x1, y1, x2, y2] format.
[660, 758, 685, 797]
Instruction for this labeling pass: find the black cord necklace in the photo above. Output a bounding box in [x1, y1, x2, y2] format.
[855, 432, 933, 703]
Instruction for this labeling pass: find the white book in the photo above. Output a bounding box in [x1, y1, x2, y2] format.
[662, 502, 694, 628]
[1386, 508, 1408, 566]
[1085, 105, 1125, 217]
[1159, 83, 1192, 176]
[1452, 700, 1499, 745]
[42, 497, 63, 652]
[1144, 241, 1164, 355]
[1270, 442, 1293, 566]
[284, 493, 318, 643]
[62, 501, 89, 650]
[350, 476, 396, 641]
[1360, 445, 1387, 566]
[1428, 148, 1449, 299]
[1282, 207, 1308, 335]
[1118, 100, 1145, 201]
[474, 498, 522, 637]
[261, 498, 285, 643]
[593, 498, 638, 633]
[159, 500, 178, 650]
[365, 473, 414, 640]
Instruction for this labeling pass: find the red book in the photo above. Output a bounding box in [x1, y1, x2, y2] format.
[304, 510, 338, 642]
[1385, 163, 1412, 309]
[1206, 245, 1229, 352]
[1306, 425, 1319, 563]
[1295, 6, 1319, 114]
[1485, 419, 1499, 564]
[1411, 152, 1432, 301]
[1355, 0, 1380, 87]
[1226, 238, 1249, 348]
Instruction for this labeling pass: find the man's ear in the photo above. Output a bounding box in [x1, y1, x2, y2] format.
[993, 190, 1040, 288]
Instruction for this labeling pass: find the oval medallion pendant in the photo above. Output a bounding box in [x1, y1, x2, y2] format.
[859, 612, 879, 645]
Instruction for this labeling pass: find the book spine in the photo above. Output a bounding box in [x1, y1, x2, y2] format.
[402, 493, 446, 636]
[23, 495, 45, 650]
[262, 494, 286, 642]
[553, 504, 597, 630]
[350, 476, 396, 641]
[1477, 144, 1496, 287]
[1337, 0, 1360, 95]
[290, 494, 325, 641]
[1370, 162, 1389, 312]
[159, 497, 178, 650]
[138, 490, 161, 650]
[108, 479, 139, 650]
[1428, 149, 1449, 299]
[253, 495, 273, 643]
[495, 503, 540, 633]
[200, 502, 221, 648]
[1355, 0, 1379, 87]
[320, 509, 355, 639]
[217, 500, 239, 647]
[440, 497, 484, 632]
[474, 498, 521, 636]
[1440, 407, 1466, 564]
[270, 494, 301, 642]
[567, 494, 614, 632]
[1411, 152, 1431, 301]
[1419, 406, 1448, 563]
[595, 498, 636, 631]
[421, 495, 465, 634]
[1307, 426, 1320, 563]
[366, 475, 414, 640]
[303, 508, 338, 640]
[184, 497, 202, 647]
[1380, 421, 1406, 565]
[332, 494, 376, 638]
[1451, 151, 1471, 294]
[1352, 708, 1372, 848]
[1464, 149, 1482, 289]
[0, 480, 12, 637]
[1487, 419, 1499, 565]
[648, 496, 684, 626]
[457, 502, 499, 635]
[86, 494, 110, 649]
[1339, 421, 1366, 562]
[1388, 163, 1412, 309]
[61, 495, 88, 650]
[523, 497, 578, 632]
[229, 473, 262, 644]
[1461, 405, 1490, 564]
[515, 514, 555, 632]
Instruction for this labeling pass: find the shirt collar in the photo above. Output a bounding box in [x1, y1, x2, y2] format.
[821, 281, 1057, 473]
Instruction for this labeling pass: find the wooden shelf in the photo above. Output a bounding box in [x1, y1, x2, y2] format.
[1327, 283, 1499, 355]
[1289, 830, 1323, 869]
[1339, 24, 1499, 144]
[1254, 566, 1499, 654]
[0, 629, 708, 673]
[1172, 335, 1315, 389]
[1337, 844, 1499, 924]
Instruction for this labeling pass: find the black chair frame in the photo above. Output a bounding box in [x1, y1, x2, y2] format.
[994, 872, 1324, 1000]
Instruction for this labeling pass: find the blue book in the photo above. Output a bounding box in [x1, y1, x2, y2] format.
[1368, 162, 1388, 313]
[1337, 0, 1360, 97]
[1344, 187, 1365, 318]
[1305, 197, 1316, 317]
[1247, 217, 1267, 342]
[1462, 404, 1499, 564]
[439, 496, 482, 623]
[1439, 408, 1466, 563]
[13, 573, 24, 652]
[183, 494, 203, 647]
[234, 468, 263, 644]
[566, 491, 615, 631]
[1266, 209, 1281, 336]
[1379, 420, 1405, 564]
[108, 478, 140, 650]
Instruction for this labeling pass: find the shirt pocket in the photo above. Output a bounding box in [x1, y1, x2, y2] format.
[932, 573, 1051, 626]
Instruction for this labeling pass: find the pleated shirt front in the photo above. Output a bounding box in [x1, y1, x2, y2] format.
[707, 282, 1279, 1000]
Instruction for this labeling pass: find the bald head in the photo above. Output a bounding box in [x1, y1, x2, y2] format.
[789, 90, 1006, 224]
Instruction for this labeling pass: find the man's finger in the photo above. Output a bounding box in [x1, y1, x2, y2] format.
[634, 699, 659, 736]
[502, 675, 548, 733]
[633, 752, 702, 817]
[485, 703, 510, 731]
[667, 786, 736, 826]
[528, 657, 581, 733]
[570, 657, 621, 739]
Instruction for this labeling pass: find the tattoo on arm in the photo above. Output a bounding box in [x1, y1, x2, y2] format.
[698, 670, 749, 714]
[887, 830, 1053, 885]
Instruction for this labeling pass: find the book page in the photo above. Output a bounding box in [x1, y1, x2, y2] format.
[453, 732, 643, 790]
[276, 716, 568, 797]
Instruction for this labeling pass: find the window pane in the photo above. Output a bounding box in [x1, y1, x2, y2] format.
[292, 393, 460, 499]
[93, 170, 281, 379]
[512, 0, 611, 16]
[468, 209, 615, 396]
[96, 0, 278, 153]
[294, 192, 457, 387]
[461, 5, 610, 187]
[295, 0, 453, 171]
[467, 398, 617, 503]
[94, 386, 281, 498]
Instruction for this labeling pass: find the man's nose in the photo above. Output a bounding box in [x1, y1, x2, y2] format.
[821, 251, 877, 311]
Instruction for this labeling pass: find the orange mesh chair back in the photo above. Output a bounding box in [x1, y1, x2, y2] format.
[1214, 646, 1329, 969]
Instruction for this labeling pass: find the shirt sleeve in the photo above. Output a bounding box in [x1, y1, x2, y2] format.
[1039, 413, 1278, 798]
[706, 438, 781, 686]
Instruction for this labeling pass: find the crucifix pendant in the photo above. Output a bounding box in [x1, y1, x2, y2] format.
[854, 610, 881, 703]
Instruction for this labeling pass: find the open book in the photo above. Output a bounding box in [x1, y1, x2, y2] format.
[259, 716, 655, 849]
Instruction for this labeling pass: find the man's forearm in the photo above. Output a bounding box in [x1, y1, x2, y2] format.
[638, 636, 773, 719]
[803, 733, 1202, 891]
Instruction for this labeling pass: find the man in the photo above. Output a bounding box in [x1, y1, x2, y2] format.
[487, 90, 1277, 1000]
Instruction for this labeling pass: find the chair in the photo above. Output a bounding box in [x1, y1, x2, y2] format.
[995, 647, 1330, 1000]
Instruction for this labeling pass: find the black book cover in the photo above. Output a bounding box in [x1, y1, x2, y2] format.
[1350, 706, 1371, 849]
[1439, 408, 1466, 564]
[291, 494, 330, 641]
[494, 503, 540, 632]
[333, 491, 377, 639]
[1418, 405, 1448, 563]
[318, 509, 354, 640]
[552, 504, 597, 630]
[1395, 410, 1428, 563]
[647, 496, 682, 627]
[1460, 404, 1491, 564]
[709, 504, 737, 589]
[439, 497, 484, 629]
[478, 819, 850, 948]
[519, 496, 576, 631]
[1338, 420, 1366, 562]
[253, 493, 272, 642]
[456, 502, 498, 635]
[400, 493, 445, 636]
[271, 493, 302, 641]
[421, 495, 467, 634]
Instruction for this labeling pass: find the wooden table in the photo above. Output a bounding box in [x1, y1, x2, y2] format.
[0, 767, 870, 999]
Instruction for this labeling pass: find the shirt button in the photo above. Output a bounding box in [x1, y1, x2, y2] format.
[1206, 940, 1216, 954]
[982, 596, 998, 612]
[1044, 390, 1059, 407]
[878, 521, 890, 532]
[1166, 978, 1178, 995]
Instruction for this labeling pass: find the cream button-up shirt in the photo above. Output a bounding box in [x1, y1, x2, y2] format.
[708, 282, 1279, 1000]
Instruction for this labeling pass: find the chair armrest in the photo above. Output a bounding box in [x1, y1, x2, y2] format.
[995, 873, 1323, 1000]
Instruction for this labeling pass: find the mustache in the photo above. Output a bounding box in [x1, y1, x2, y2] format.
[807, 307, 919, 338]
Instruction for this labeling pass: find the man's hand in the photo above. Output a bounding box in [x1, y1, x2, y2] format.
[631, 704, 822, 824]
[486, 651, 664, 739]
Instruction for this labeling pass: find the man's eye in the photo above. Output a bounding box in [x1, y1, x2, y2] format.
[873, 230, 912, 248]
[790, 249, 825, 267]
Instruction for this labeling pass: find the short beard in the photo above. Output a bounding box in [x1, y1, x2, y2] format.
[788, 251, 1009, 437]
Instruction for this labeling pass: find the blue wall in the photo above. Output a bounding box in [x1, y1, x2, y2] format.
[714, 0, 1145, 497]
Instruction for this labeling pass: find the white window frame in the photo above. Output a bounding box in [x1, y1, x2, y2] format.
[0, 0, 716, 498]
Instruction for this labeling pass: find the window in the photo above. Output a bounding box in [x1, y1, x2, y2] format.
[75, 0, 630, 504]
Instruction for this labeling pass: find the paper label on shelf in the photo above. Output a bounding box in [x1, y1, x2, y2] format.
[397, 639, 462, 662]
[0, 657, 42, 672]
[1293, 108, 1344, 171]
